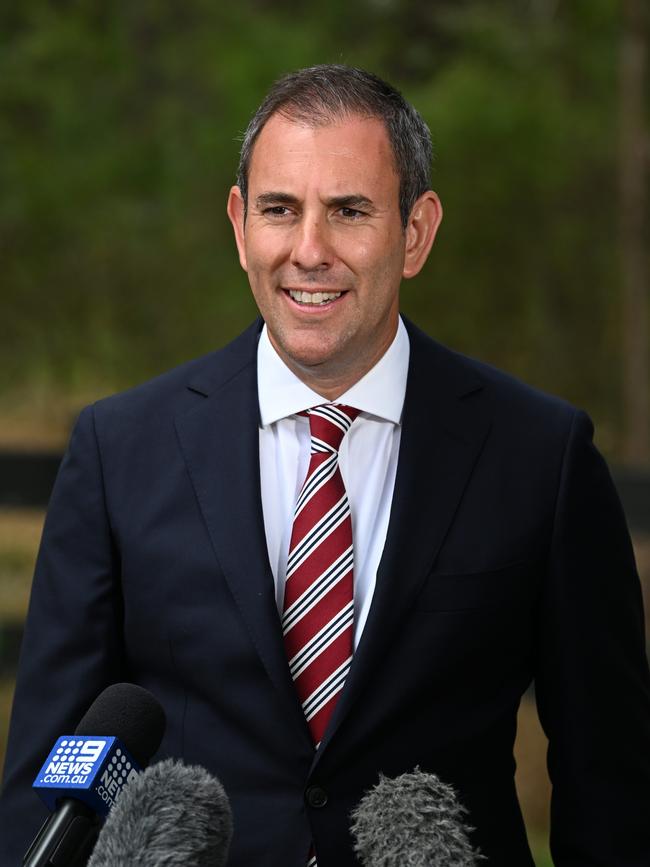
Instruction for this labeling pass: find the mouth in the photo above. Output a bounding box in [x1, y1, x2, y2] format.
[285, 289, 343, 307]
[282, 288, 347, 315]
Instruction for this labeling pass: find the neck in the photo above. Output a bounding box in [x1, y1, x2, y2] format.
[273, 329, 398, 401]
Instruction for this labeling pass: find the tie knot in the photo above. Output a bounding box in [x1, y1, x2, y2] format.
[307, 404, 360, 453]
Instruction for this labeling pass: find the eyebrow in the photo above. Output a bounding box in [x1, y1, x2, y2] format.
[326, 194, 375, 210]
[254, 192, 299, 208]
[254, 192, 376, 210]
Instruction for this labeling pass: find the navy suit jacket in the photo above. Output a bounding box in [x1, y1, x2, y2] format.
[2, 318, 650, 865]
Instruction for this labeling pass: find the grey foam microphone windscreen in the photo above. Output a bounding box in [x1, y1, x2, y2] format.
[350, 767, 483, 866]
[87, 759, 233, 867]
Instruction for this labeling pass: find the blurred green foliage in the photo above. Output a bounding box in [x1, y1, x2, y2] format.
[0, 0, 643, 454]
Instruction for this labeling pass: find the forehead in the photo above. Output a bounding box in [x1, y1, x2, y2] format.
[247, 113, 399, 199]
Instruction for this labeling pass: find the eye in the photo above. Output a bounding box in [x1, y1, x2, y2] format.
[339, 207, 365, 220]
[263, 206, 292, 218]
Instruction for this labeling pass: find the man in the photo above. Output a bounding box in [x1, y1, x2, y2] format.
[1, 65, 649, 866]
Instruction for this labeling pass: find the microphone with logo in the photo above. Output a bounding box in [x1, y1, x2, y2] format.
[24, 682, 166, 867]
[87, 758, 233, 867]
[349, 767, 484, 867]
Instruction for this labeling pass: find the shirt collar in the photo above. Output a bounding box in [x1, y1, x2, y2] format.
[257, 317, 410, 427]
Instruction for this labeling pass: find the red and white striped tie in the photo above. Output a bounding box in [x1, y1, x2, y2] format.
[283, 404, 360, 749]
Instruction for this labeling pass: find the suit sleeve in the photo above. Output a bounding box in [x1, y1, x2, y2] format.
[535, 409, 650, 864]
[0, 405, 125, 862]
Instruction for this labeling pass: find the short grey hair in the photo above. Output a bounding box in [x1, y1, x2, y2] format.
[236, 64, 433, 228]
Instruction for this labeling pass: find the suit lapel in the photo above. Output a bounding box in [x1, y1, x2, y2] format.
[174, 323, 311, 741]
[315, 321, 491, 759]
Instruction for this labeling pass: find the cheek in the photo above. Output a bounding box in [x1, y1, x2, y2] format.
[245, 230, 288, 275]
[353, 242, 405, 287]
[348, 239, 371, 262]
[347, 227, 405, 266]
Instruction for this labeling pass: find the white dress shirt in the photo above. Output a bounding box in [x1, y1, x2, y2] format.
[257, 317, 410, 648]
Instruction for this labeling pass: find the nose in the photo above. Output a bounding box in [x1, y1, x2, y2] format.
[290, 215, 334, 271]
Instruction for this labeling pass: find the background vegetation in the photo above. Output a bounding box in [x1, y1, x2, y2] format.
[2, 0, 647, 459]
[1, 2, 648, 865]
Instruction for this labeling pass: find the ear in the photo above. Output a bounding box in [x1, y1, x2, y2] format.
[227, 185, 248, 272]
[402, 191, 443, 279]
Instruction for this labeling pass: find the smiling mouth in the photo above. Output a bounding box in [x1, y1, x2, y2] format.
[286, 289, 343, 306]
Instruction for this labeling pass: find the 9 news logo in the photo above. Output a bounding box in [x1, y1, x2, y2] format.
[42, 738, 106, 784]
[33, 735, 141, 816]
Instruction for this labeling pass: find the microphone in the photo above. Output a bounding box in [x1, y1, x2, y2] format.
[24, 683, 166, 867]
[87, 759, 233, 867]
[349, 767, 483, 866]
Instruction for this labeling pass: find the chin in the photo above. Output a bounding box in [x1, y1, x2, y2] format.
[277, 333, 341, 365]
[287, 348, 339, 373]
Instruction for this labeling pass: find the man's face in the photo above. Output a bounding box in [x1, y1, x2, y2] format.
[228, 112, 439, 396]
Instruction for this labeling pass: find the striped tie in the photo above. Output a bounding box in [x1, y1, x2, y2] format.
[283, 404, 360, 749]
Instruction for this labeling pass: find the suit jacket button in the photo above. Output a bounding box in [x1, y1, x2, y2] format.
[305, 785, 328, 808]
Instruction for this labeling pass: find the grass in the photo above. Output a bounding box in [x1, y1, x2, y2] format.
[532, 852, 554, 867]
[516, 699, 552, 865]
[0, 509, 38, 782]
[0, 679, 16, 780]
[0, 509, 44, 620]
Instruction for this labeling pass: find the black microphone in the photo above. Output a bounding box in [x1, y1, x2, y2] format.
[350, 767, 483, 866]
[24, 683, 166, 867]
[87, 759, 233, 867]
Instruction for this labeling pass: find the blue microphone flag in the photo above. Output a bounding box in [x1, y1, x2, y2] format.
[33, 735, 141, 816]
